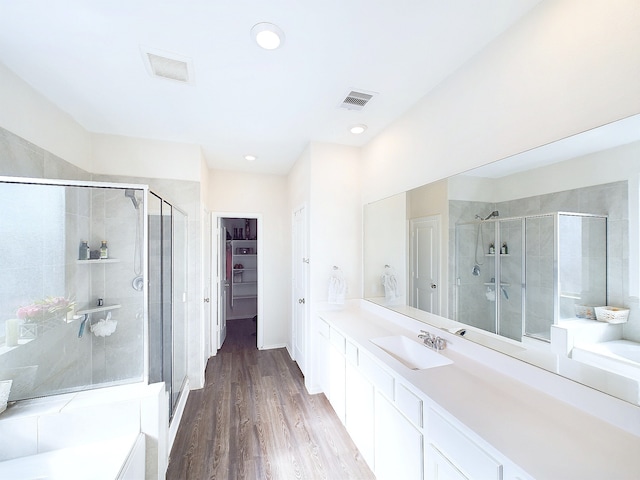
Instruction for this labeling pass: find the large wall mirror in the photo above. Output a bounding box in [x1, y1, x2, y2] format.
[364, 114, 640, 405]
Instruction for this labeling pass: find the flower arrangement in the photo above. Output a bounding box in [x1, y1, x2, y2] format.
[17, 296, 75, 323]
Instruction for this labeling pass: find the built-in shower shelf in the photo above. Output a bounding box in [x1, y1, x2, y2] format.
[77, 304, 122, 315]
[484, 282, 511, 286]
[76, 259, 121, 264]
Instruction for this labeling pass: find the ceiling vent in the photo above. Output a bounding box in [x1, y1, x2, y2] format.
[339, 90, 376, 111]
[141, 47, 194, 85]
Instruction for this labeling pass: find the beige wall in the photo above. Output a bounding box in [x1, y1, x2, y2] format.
[207, 169, 290, 349]
[91, 133, 202, 182]
[361, 0, 640, 203]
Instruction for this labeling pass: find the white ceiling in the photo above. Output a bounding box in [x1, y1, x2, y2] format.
[0, 0, 541, 175]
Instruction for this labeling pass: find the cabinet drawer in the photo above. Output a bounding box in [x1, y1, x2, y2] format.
[329, 329, 345, 353]
[346, 341, 358, 364]
[395, 383, 423, 428]
[358, 350, 394, 399]
[429, 409, 502, 480]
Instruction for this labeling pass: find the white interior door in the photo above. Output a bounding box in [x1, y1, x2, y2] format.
[217, 221, 228, 349]
[411, 216, 440, 315]
[292, 206, 309, 374]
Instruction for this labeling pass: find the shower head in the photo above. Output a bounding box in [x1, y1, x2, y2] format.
[484, 210, 499, 220]
[125, 189, 139, 209]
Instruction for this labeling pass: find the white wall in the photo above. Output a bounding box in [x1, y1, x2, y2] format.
[361, 0, 640, 203]
[308, 142, 362, 305]
[0, 62, 92, 172]
[207, 169, 289, 349]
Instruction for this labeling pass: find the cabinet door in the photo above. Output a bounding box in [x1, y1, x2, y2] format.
[427, 446, 468, 480]
[374, 391, 424, 480]
[345, 362, 375, 468]
[328, 331, 346, 423]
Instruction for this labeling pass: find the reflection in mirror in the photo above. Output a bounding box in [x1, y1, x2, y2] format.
[363, 114, 640, 405]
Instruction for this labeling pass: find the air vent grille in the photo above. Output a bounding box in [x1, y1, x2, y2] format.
[147, 53, 189, 82]
[340, 90, 375, 111]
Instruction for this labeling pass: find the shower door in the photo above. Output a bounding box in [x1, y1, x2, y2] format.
[456, 217, 524, 341]
[496, 219, 524, 341]
[455, 221, 496, 333]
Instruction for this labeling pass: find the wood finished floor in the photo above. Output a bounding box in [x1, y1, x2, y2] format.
[166, 318, 375, 479]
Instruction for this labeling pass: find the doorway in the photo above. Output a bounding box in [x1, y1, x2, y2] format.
[213, 215, 261, 352]
[409, 215, 441, 315]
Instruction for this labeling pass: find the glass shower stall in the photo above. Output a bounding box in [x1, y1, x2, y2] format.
[455, 212, 607, 342]
[0, 177, 188, 421]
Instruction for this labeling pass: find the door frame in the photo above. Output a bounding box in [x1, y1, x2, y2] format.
[211, 212, 264, 352]
[291, 203, 309, 372]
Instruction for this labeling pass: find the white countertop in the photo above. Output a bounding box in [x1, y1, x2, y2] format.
[319, 305, 640, 480]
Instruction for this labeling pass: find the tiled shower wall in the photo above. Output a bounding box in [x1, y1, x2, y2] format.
[449, 180, 638, 342]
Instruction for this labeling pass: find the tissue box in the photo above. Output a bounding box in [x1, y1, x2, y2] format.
[594, 306, 629, 324]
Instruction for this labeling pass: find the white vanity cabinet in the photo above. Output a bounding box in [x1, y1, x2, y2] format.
[316, 315, 536, 480]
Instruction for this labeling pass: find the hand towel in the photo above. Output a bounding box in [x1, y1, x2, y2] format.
[328, 268, 346, 304]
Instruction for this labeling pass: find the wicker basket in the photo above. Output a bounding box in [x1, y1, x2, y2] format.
[594, 306, 630, 324]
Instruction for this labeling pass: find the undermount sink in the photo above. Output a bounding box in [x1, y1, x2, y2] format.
[370, 335, 453, 370]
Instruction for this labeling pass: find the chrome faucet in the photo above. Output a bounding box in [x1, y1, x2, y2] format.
[418, 330, 446, 351]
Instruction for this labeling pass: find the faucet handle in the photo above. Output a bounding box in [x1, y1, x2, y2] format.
[434, 336, 447, 351]
[418, 330, 433, 341]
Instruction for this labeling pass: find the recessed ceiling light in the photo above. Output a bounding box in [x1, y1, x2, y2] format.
[350, 124, 368, 135]
[251, 23, 285, 50]
[244, 154, 257, 161]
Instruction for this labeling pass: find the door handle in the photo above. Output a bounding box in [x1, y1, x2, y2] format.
[430, 284, 437, 289]
[298, 298, 305, 304]
[204, 298, 210, 303]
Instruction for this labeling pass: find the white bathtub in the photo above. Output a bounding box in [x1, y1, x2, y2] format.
[573, 340, 640, 382]
[0, 433, 145, 480]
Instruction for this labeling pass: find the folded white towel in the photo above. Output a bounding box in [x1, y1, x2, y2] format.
[328, 268, 346, 304]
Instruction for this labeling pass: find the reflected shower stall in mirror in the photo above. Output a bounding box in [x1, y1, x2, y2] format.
[455, 212, 607, 343]
[0, 178, 147, 401]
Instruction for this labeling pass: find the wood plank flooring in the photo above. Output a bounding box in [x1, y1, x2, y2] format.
[166, 318, 375, 479]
